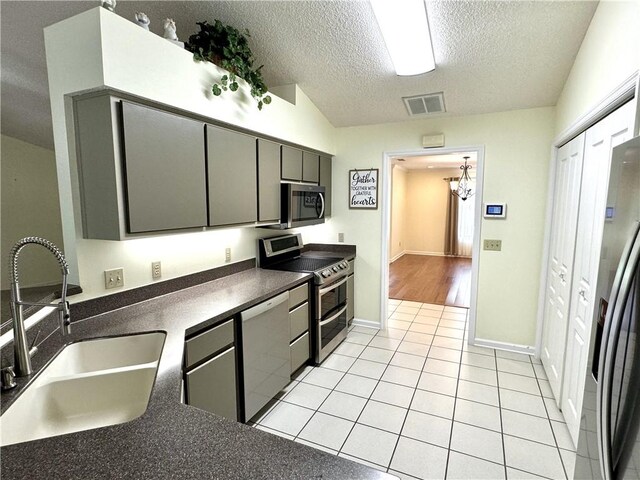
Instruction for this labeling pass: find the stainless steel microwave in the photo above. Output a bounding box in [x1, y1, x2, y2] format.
[278, 183, 326, 229]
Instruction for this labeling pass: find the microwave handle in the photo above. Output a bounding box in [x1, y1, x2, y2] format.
[318, 192, 325, 219]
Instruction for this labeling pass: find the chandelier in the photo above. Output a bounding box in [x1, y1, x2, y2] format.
[450, 156, 474, 201]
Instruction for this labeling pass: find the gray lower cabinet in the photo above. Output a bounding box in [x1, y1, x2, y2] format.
[319, 155, 332, 217]
[347, 259, 355, 324]
[121, 101, 208, 233]
[289, 283, 310, 373]
[184, 318, 237, 421]
[185, 346, 237, 421]
[302, 151, 319, 184]
[281, 145, 303, 181]
[257, 139, 281, 223]
[347, 274, 354, 323]
[206, 125, 257, 226]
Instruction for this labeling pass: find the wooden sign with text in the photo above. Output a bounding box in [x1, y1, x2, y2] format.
[349, 169, 378, 210]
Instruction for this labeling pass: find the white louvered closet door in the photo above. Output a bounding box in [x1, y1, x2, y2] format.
[541, 132, 585, 400]
[561, 101, 635, 446]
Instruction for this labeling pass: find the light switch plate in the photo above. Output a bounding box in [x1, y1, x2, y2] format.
[483, 239, 502, 251]
[225, 248, 231, 263]
[338, 233, 344, 243]
[104, 268, 124, 289]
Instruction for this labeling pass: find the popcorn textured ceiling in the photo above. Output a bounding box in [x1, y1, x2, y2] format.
[1, 1, 597, 149]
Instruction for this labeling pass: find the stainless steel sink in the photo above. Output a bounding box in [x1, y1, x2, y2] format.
[0, 332, 165, 446]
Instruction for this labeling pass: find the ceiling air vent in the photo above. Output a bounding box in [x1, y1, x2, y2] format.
[402, 92, 446, 116]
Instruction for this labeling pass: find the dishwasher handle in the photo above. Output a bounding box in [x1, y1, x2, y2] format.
[241, 292, 290, 322]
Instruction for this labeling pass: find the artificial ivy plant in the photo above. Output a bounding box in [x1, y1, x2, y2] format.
[186, 20, 272, 110]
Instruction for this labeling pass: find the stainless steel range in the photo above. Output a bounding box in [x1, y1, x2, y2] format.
[259, 234, 350, 364]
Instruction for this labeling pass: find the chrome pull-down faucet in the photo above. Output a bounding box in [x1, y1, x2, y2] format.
[8, 237, 71, 377]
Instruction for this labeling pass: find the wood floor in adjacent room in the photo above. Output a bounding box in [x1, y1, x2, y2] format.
[389, 254, 472, 308]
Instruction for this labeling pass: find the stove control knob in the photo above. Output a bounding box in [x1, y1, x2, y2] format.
[340, 262, 348, 269]
[332, 266, 339, 272]
[321, 270, 331, 278]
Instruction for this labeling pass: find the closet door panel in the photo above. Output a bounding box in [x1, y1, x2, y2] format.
[561, 101, 635, 445]
[541, 132, 585, 400]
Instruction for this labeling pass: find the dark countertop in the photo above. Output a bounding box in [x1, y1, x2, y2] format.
[1, 265, 387, 480]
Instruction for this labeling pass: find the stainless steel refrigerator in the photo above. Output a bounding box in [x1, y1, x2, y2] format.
[575, 135, 640, 479]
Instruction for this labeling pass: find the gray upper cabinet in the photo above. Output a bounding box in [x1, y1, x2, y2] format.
[281, 145, 303, 181]
[257, 139, 281, 223]
[281, 146, 320, 184]
[75, 95, 122, 240]
[206, 125, 257, 226]
[74, 92, 334, 240]
[302, 152, 319, 184]
[319, 155, 332, 217]
[121, 101, 208, 233]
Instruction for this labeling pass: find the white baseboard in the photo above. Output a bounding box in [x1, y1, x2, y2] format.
[389, 251, 406, 263]
[389, 250, 472, 263]
[351, 318, 381, 330]
[404, 250, 446, 257]
[473, 337, 536, 356]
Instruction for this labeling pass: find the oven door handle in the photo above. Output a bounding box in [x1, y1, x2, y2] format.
[319, 275, 349, 295]
[319, 305, 348, 327]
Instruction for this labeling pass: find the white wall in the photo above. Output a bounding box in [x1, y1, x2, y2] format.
[44, 8, 337, 303]
[404, 167, 460, 255]
[389, 165, 407, 261]
[331, 107, 555, 346]
[555, 1, 640, 136]
[1, 135, 64, 290]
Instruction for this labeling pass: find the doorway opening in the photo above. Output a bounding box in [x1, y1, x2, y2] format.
[380, 146, 485, 342]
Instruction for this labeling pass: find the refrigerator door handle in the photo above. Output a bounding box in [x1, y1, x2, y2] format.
[597, 221, 640, 480]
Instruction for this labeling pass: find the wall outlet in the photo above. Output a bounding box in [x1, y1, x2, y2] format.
[338, 233, 344, 243]
[483, 239, 502, 251]
[104, 268, 124, 289]
[225, 248, 231, 263]
[152, 261, 162, 280]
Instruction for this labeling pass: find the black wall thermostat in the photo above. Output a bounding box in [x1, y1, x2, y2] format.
[484, 203, 507, 219]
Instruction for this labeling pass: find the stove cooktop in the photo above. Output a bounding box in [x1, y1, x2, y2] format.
[271, 256, 343, 273]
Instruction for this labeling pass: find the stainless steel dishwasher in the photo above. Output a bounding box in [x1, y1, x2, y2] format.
[241, 291, 290, 421]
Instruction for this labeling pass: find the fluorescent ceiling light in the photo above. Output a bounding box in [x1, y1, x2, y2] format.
[370, 0, 435, 76]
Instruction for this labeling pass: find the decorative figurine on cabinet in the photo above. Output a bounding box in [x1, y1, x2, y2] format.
[101, 0, 116, 12]
[135, 12, 150, 31]
[163, 18, 184, 48]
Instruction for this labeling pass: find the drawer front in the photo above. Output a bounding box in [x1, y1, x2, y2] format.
[289, 283, 309, 310]
[289, 302, 309, 341]
[185, 318, 234, 368]
[186, 346, 237, 421]
[290, 331, 310, 373]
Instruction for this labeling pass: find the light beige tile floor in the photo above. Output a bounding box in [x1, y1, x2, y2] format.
[251, 299, 575, 479]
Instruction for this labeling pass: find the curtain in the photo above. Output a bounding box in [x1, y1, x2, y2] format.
[444, 177, 475, 257]
[457, 195, 475, 257]
[444, 178, 459, 256]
